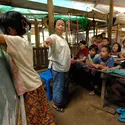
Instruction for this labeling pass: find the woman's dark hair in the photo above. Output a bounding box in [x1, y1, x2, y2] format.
[89, 44, 98, 53]
[112, 42, 121, 52]
[54, 18, 65, 28]
[0, 11, 31, 35]
[101, 45, 111, 53]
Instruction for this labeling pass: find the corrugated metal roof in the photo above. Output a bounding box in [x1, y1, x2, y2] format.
[0, 5, 48, 14]
[28, 0, 94, 12]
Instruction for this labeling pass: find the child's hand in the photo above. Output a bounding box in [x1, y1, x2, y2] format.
[95, 64, 103, 69]
[101, 67, 109, 72]
[108, 65, 121, 70]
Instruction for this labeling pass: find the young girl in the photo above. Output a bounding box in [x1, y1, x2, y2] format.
[45, 18, 71, 112]
[111, 42, 125, 62]
[0, 11, 55, 125]
[72, 40, 89, 63]
[121, 39, 125, 57]
[86, 44, 99, 64]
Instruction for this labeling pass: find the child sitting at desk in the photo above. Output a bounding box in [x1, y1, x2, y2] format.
[70, 40, 89, 84]
[92, 45, 114, 70]
[72, 40, 89, 63]
[111, 42, 125, 63]
[89, 45, 114, 95]
[86, 44, 99, 64]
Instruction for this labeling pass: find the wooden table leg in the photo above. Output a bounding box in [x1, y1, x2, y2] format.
[101, 78, 106, 108]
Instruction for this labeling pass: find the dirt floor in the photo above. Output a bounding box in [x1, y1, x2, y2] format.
[49, 84, 124, 125]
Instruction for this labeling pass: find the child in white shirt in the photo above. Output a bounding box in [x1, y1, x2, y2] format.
[0, 11, 55, 125]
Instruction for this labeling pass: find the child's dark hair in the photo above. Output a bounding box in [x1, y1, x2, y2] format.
[101, 45, 111, 53]
[54, 18, 65, 28]
[79, 40, 86, 45]
[103, 37, 109, 41]
[112, 42, 121, 52]
[0, 11, 31, 35]
[89, 44, 98, 53]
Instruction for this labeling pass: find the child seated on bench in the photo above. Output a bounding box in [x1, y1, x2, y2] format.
[89, 45, 114, 95]
[86, 44, 99, 64]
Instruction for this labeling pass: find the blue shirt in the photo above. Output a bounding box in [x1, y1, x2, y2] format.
[93, 56, 114, 68]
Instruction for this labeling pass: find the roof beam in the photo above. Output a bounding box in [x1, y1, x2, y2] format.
[72, 0, 125, 8]
[0, 0, 11, 5]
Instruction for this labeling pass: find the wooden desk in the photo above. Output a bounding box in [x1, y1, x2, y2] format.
[100, 71, 125, 114]
[83, 66, 118, 114]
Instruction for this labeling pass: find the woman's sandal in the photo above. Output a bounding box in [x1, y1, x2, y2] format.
[118, 112, 125, 123]
[52, 104, 64, 113]
[116, 107, 125, 114]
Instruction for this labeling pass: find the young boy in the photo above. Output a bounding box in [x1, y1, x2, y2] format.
[93, 45, 114, 70]
[89, 45, 114, 95]
[102, 37, 110, 46]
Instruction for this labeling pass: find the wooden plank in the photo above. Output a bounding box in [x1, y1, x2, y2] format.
[0, 0, 11, 5]
[91, 104, 116, 115]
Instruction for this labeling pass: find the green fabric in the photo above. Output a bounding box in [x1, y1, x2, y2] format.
[106, 69, 125, 76]
[54, 15, 88, 30]
[0, 5, 88, 30]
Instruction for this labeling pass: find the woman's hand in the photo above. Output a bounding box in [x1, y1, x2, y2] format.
[44, 37, 53, 47]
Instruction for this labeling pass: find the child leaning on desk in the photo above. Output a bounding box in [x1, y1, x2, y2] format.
[86, 44, 99, 64]
[88, 45, 115, 95]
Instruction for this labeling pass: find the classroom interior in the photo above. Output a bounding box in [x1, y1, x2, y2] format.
[1, 0, 125, 125]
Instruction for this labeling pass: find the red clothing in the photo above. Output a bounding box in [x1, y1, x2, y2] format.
[76, 48, 89, 58]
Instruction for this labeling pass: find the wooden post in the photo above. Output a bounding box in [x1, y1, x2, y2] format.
[76, 16, 79, 44]
[116, 24, 120, 43]
[47, 0, 54, 34]
[65, 21, 69, 43]
[108, 0, 114, 44]
[35, 20, 40, 48]
[93, 14, 95, 36]
[95, 22, 98, 35]
[86, 26, 89, 43]
[41, 19, 45, 46]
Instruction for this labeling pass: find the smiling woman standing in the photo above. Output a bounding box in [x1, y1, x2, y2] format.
[45, 18, 71, 112]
